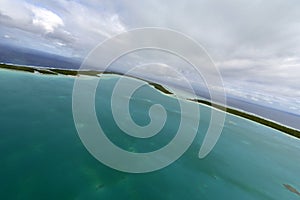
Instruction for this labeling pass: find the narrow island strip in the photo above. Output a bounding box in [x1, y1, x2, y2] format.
[1, 63, 299, 139]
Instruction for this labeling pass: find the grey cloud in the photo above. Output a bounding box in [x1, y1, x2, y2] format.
[115, 0, 300, 100]
[0, 0, 299, 106]
[45, 30, 76, 45]
[0, 12, 13, 21]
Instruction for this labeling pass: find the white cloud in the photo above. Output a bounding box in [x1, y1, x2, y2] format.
[28, 5, 64, 33]
[0, 0, 126, 56]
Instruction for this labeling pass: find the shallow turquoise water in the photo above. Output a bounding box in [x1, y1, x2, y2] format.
[0, 69, 300, 200]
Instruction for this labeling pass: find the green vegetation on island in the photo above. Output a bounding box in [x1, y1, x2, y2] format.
[1, 63, 299, 139]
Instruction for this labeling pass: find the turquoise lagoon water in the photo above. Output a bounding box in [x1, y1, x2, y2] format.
[0, 68, 300, 200]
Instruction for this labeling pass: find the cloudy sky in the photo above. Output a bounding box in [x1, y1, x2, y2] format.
[0, 0, 299, 113]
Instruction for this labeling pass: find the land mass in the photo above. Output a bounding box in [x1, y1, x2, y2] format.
[1, 63, 299, 139]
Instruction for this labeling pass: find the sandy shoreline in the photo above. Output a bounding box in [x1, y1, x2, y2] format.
[1, 62, 299, 139]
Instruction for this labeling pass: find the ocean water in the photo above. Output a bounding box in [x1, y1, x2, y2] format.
[1, 68, 300, 200]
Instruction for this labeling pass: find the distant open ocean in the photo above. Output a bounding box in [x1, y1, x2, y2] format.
[1, 68, 300, 199]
